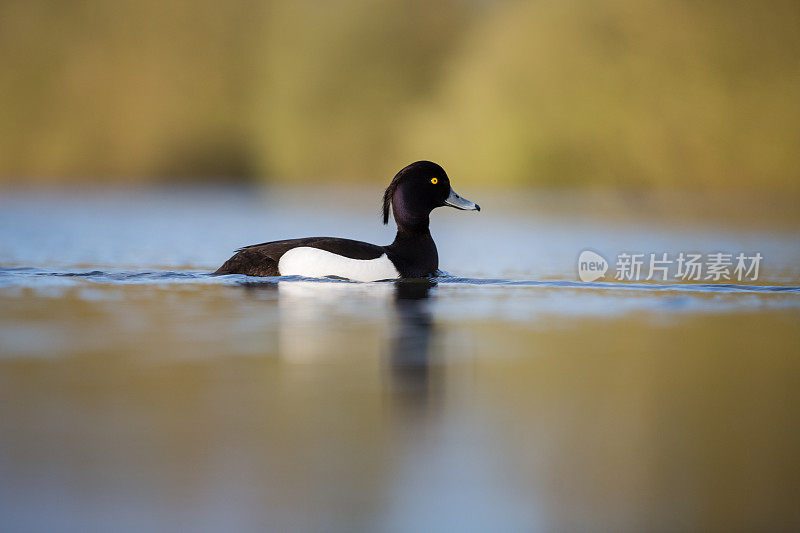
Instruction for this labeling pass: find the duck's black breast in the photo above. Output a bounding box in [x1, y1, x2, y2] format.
[214, 237, 388, 277]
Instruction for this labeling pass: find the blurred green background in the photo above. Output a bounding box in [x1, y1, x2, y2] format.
[1, 0, 799, 190]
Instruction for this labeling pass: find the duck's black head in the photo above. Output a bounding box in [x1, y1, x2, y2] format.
[382, 161, 480, 229]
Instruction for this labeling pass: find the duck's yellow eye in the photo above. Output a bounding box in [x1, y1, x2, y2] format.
[430, 178, 438, 185]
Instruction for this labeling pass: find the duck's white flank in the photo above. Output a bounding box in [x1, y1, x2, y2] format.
[278, 247, 400, 282]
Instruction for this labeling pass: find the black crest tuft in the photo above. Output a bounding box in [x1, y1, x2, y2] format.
[382, 176, 400, 224]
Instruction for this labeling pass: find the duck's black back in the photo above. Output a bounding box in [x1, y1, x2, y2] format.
[213, 237, 386, 277]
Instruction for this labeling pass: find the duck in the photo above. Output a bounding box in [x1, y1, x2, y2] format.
[214, 161, 480, 281]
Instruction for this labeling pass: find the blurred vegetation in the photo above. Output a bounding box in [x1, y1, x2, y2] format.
[1, 0, 799, 190]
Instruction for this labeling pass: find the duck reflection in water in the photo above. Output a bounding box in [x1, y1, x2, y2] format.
[239, 278, 439, 405]
[389, 279, 438, 406]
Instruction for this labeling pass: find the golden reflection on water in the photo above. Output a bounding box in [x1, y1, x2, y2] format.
[1, 283, 799, 531]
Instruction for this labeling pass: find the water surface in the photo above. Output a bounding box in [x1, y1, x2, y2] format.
[1, 188, 799, 531]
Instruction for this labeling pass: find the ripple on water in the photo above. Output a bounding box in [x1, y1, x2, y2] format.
[1, 267, 799, 292]
[1, 267, 798, 322]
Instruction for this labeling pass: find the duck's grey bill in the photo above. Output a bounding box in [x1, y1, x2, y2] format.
[444, 188, 480, 211]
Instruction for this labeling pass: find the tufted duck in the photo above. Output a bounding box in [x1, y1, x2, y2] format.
[214, 161, 480, 280]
